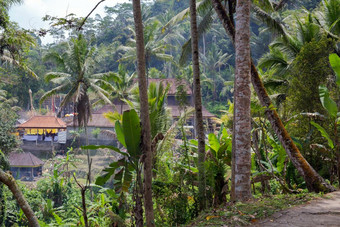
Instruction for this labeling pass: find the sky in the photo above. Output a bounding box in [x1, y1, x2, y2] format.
[9, 0, 127, 44]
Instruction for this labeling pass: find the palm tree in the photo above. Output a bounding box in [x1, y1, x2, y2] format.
[132, 0, 155, 225]
[316, 0, 340, 36]
[119, 19, 173, 74]
[108, 64, 135, 113]
[211, 0, 334, 192]
[231, 0, 252, 202]
[40, 34, 113, 124]
[0, 89, 20, 111]
[315, 0, 340, 53]
[190, 0, 207, 210]
[40, 34, 114, 192]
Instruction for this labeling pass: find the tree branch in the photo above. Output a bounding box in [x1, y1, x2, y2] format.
[0, 169, 40, 227]
[78, 0, 106, 31]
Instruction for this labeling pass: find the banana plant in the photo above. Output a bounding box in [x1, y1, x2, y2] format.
[311, 53, 340, 185]
[206, 126, 232, 206]
[83, 109, 143, 224]
[188, 126, 232, 206]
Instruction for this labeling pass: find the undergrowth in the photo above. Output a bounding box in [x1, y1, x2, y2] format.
[186, 193, 322, 226]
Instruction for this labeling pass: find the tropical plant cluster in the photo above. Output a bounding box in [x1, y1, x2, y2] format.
[0, 0, 340, 226]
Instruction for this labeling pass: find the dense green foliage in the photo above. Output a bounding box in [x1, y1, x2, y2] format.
[0, 108, 19, 154]
[1, 0, 340, 226]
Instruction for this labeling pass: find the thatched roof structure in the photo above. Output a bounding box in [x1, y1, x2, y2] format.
[8, 152, 44, 167]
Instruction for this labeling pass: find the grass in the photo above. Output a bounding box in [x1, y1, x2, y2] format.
[186, 193, 322, 226]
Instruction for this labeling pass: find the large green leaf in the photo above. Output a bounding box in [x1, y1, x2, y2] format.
[329, 54, 340, 88]
[310, 121, 334, 149]
[319, 85, 338, 118]
[122, 109, 141, 161]
[95, 161, 122, 186]
[208, 133, 220, 155]
[115, 121, 126, 148]
[267, 137, 286, 173]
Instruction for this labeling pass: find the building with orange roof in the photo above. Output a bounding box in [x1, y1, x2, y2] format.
[17, 115, 67, 144]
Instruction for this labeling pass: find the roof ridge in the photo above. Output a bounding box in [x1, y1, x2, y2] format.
[28, 152, 35, 166]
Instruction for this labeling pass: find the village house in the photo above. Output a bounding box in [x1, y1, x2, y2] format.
[37, 79, 216, 147]
[8, 152, 44, 181]
[17, 115, 67, 156]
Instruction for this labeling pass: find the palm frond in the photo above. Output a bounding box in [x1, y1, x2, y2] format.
[44, 72, 71, 83]
[39, 84, 69, 105]
[179, 9, 214, 66]
[252, 5, 288, 39]
[43, 52, 66, 70]
[263, 79, 288, 90]
[89, 83, 112, 105]
[1, 52, 38, 79]
[252, 0, 275, 12]
[154, 53, 174, 62]
[162, 0, 209, 32]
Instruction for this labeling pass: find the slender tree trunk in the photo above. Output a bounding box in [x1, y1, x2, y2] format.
[134, 166, 144, 226]
[0, 169, 40, 227]
[81, 187, 89, 227]
[132, 0, 155, 225]
[84, 123, 93, 201]
[231, 0, 252, 202]
[211, 0, 335, 193]
[190, 0, 206, 210]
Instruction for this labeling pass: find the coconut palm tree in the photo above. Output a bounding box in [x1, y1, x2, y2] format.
[40, 34, 113, 125]
[316, 0, 340, 36]
[190, 0, 207, 210]
[0, 89, 20, 111]
[109, 64, 135, 113]
[119, 19, 173, 74]
[211, 0, 334, 192]
[315, 0, 340, 53]
[40, 34, 114, 193]
[231, 0, 252, 202]
[132, 0, 155, 225]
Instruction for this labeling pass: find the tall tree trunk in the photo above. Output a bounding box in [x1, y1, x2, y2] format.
[211, 0, 335, 193]
[190, 0, 206, 210]
[132, 0, 155, 226]
[231, 0, 252, 201]
[134, 165, 144, 226]
[84, 123, 92, 201]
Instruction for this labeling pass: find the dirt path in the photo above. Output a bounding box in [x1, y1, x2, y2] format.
[254, 191, 340, 227]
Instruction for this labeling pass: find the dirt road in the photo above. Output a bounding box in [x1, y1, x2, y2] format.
[254, 191, 340, 227]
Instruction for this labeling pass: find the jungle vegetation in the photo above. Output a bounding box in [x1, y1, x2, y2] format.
[0, 0, 340, 226]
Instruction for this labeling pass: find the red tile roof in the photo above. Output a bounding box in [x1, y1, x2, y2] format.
[8, 152, 44, 167]
[17, 116, 66, 129]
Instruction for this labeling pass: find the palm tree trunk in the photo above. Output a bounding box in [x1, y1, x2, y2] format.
[84, 123, 93, 201]
[211, 0, 335, 193]
[231, 0, 252, 201]
[132, 0, 155, 226]
[190, 0, 206, 210]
